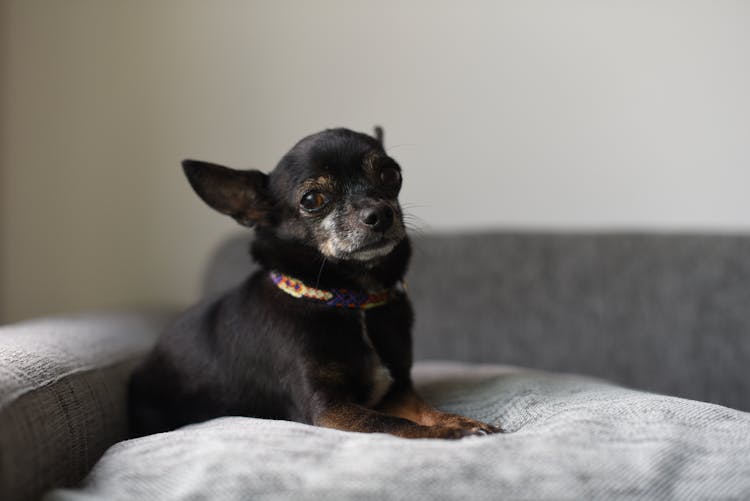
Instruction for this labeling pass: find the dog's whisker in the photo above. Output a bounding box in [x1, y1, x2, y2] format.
[402, 212, 427, 224]
[402, 209, 430, 236]
[404, 222, 429, 235]
[405, 225, 427, 236]
[315, 257, 327, 289]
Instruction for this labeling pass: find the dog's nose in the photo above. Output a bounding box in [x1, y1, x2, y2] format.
[360, 204, 394, 232]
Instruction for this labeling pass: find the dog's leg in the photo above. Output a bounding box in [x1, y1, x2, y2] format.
[313, 402, 479, 439]
[375, 386, 502, 435]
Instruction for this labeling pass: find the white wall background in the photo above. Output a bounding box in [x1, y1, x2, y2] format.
[1, 1, 749, 323]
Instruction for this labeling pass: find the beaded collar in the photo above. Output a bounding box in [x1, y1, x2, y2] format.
[269, 271, 404, 310]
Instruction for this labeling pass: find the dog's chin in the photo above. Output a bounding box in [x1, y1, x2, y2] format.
[321, 237, 402, 263]
[345, 239, 400, 262]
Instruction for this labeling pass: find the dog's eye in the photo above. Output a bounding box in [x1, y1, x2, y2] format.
[380, 166, 401, 186]
[300, 191, 328, 211]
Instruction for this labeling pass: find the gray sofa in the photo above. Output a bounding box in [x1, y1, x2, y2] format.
[1, 231, 749, 500]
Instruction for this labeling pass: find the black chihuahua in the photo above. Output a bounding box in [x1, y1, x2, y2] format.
[129, 127, 501, 439]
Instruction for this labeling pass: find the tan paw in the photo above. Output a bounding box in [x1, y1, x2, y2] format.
[440, 414, 504, 436]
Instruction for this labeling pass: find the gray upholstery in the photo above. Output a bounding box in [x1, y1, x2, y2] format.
[47, 362, 750, 501]
[203, 232, 750, 412]
[0, 312, 170, 501]
[2, 230, 749, 500]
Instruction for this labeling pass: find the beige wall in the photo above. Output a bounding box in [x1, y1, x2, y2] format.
[2, 1, 749, 323]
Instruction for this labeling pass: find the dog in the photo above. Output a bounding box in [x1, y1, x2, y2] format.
[129, 127, 501, 439]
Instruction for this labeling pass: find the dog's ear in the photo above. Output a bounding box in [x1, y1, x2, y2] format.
[373, 126, 384, 148]
[182, 160, 272, 227]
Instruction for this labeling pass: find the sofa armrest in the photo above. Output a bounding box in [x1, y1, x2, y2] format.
[0, 311, 172, 501]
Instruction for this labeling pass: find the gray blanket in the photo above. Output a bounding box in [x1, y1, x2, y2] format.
[47, 362, 750, 501]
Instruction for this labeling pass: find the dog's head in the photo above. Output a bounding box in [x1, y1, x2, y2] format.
[183, 127, 406, 263]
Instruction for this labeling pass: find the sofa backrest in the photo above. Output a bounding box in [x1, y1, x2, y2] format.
[203, 231, 750, 411]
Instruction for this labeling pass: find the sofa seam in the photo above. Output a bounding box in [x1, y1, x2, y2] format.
[0, 355, 146, 412]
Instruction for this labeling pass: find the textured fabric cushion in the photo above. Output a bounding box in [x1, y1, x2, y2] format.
[0, 312, 170, 501]
[202, 232, 750, 411]
[46, 362, 750, 501]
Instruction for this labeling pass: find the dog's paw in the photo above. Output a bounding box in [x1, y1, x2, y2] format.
[428, 426, 476, 440]
[440, 414, 504, 436]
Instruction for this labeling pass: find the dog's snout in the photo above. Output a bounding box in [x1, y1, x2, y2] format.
[360, 204, 394, 231]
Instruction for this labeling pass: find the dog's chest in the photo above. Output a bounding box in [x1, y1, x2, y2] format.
[359, 311, 394, 407]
